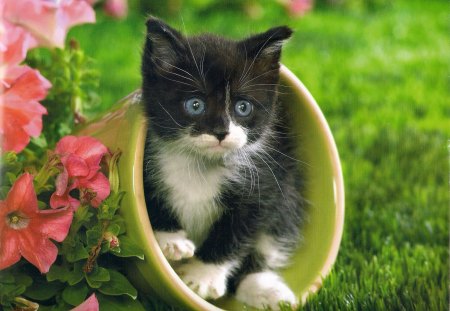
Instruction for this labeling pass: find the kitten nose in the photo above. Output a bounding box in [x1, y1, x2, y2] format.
[213, 129, 229, 142]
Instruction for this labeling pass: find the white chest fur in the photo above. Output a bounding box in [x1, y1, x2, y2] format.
[156, 152, 227, 244]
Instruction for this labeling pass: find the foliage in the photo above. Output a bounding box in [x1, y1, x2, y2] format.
[26, 44, 101, 149]
[0, 155, 145, 310]
[0, 2, 145, 309]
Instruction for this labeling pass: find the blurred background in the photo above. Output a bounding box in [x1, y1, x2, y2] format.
[69, 0, 448, 309]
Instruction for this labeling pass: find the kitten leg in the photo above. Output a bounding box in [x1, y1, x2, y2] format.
[154, 230, 196, 261]
[176, 258, 236, 300]
[235, 271, 298, 311]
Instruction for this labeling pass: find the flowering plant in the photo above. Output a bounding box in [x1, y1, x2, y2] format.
[0, 1, 143, 310]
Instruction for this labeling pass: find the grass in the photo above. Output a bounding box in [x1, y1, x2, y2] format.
[69, 0, 448, 309]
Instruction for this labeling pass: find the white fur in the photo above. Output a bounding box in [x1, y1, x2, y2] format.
[222, 121, 247, 150]
[176, 258, 236, 300]
[236, 271, 298, 311]
[154, 230, 195, 261]
[189, 121, 247, 153]
[256, 234, 290, 269]
[157, 152, 226, 244]
[154, 120, 248, 244]
[193, 134, 220, 148]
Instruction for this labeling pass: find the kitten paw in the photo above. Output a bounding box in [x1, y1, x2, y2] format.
[176, 258, 233, 300]
[236, 271, 298, 311]
[154, 230, 196, 261]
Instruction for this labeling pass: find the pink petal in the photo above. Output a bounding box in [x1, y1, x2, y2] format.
[288, 0, 313, 16]
[0, 111, 32, 153]
[71, 293, 99, 311]
[0, 201, 8, 223]
[0, 22, 38, 67]
[55, 167, 69, 196]
[79, 173, 110, 207]
[3, 65, 51, 102]
[62, 0, 96, 30]
[18, 230, 58, 273]
[3, 0, 95, 48]
[1, 99, 47, 137]
[0, 227, 21, 270]
[0, 66, 49, 152]
[55, 136, 108, 176]
[50, 190, 80, 209]
[104, 0, 128, 19]
[1, 64, 28, 87]
[29, 208, 73, 242]
[5, 173, 38, 215]
[71, 136, 108, 168]
[55, 135, 79, 154]
[65, 154, 90, 177]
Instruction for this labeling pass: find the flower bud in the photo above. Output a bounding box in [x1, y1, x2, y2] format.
[104, 232, 120, 249]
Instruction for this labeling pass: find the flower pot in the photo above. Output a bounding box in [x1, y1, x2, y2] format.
[76, 65, 345, 310]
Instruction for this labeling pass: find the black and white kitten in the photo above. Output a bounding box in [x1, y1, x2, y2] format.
[142, 17, 304, 310]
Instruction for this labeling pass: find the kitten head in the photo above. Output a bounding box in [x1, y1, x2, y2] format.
[141, 17, 292, 158]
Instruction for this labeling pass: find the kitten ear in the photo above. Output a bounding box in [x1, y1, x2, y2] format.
[239, 26, 293, 65]
[144, 17, 185, 71]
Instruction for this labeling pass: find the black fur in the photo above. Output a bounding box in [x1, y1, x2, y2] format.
[142, 17, 305, 299]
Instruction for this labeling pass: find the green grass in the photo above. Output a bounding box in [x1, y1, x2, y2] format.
[69, 1, 448, 309]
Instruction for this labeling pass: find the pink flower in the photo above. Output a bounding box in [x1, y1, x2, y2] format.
[0, 22, 37, 69]
[0, 65, 50, 153]
[87, 0, 128, 19]
[104, 0, 128, 19]
[3, 0, 95, 48]
[71, 293, 99, 311]
[282, 0, 313, 17]
[0, 173, 73, 273]
[50, 136, 110, 209]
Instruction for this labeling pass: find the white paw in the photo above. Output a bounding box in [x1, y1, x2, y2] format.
[236, 271, 298, 311]
[154, 230, 196, 261]
[176, 258, 234, 300]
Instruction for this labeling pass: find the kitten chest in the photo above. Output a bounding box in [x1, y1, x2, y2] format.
[157, 153, 227, 244]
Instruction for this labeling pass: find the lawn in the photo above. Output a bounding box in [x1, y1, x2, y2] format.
[69, 0, 448, 309]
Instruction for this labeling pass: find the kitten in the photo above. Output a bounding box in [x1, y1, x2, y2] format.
[141, 17, 305, 310]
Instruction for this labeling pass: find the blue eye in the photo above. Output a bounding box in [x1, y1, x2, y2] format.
[184, 98, 206, 116]
[234, 100, 253, 117]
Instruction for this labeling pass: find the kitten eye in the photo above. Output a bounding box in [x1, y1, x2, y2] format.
[184, 98, 206, 116]
[234, 100, 253, 117]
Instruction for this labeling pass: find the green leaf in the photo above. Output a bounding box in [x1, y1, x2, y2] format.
[65, 240, 89, 263]
[37, 200, 47, 209]
[0, 270, 16, 284]
[47, 264, 69, 282]
[73, 205, 94, 227]
[111, 236, 144, 260]
[0, 270, 32, 301]
[97, 192, 125, 220]
[67, 261, 85, 286]
[31, 134, 48, 148]
[110, 216, 126, 235]
[97, 293, 145, 311]
[97, 270, 137, 299]
[86, 226, 103, 248]
[6, 172, 17, 185]
[0, 283, 26, 297]
[24, 279, 64, 301]
[106, 224, 121, 236]
[14, 273, 33, 288]
[62, 282, 89, 306]
[85, 266, 109, 288]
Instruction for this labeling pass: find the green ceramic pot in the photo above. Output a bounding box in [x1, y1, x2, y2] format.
[77, 65, 345, 310]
